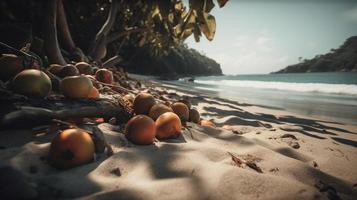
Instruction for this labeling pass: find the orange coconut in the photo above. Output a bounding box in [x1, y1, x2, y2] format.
[49, 128, 95, 169]
[155, 112, 182, 140]
[125, 115, 156, 145]
[12, 69, 52, 98]
[133, 92, 156, 115]
[87, 87, 100, 99]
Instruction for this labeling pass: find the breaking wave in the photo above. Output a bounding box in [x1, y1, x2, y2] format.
[194, 80, 357, 95]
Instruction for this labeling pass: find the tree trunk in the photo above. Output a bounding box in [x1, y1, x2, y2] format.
[44, 0, 67, 65]
[57, 0, 76, 53]
[90, 0, 120, 62]
[57, 0, 87, 62]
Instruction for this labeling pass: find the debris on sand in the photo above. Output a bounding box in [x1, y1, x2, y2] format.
[227, 152, 263, 173]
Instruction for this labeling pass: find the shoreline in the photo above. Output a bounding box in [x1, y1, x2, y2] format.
[148, 75, 357, 126]
[0, 76, 357, 199]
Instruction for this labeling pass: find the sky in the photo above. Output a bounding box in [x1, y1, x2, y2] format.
[186, 0, 357, 75]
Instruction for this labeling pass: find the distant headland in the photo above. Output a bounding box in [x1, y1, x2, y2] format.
[273, 36, 357, 73]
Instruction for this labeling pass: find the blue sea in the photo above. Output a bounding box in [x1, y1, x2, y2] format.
[162, 72, 357, 125]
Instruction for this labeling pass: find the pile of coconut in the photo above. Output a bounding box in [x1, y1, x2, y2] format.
[0, 53, 218, 170]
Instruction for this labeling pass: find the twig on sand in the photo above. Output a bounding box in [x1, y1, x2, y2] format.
[245, 161, 263, 173]
[227, 152, 263, 173]
[227, 152, 244, 167]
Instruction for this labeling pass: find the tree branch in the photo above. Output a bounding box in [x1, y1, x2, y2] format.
[107, 27, 150, 43]
[103, 55, 123, 68]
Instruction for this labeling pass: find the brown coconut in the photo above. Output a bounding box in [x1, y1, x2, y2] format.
[0, 54, 24, 81]
[12, 69, 52, 98]
[171, 102, 189, 121]
[133, 92, 156, 114]
[60, 75, 93, 98]
[75, 62, 93, 75]
[47, 64, 64, 76]
[189, 108, 200, 123]
[149, 103, 173, 121]
[57, 64, 79, 78]
[95, 69, 113, 84]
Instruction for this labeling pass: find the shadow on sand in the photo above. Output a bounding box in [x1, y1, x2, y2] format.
[197, 99, 356, 147]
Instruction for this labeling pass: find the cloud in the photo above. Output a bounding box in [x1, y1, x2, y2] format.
[210, 31, 290, 74]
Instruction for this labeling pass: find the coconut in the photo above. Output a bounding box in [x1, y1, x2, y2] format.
[149, 103, 173, 121]
[50, 128, 95, 169]
[178, 99, 192, 109]
[60, 75, 93, 98]
[75, 62, 93, 75]
[125, 115, 156, 145]
[171, 102, 189, 121]
[47, 64, 64, 76]
[0, 54, 24, 81]
[87, 87, 100, 99]
[189, 108, 200, 123]
[12, 69, 52, 98]
[155, 112, 182, 140]
[95, 69, 113, 84]
[133, 92, 156, 114]
[57, 64, 79, 78]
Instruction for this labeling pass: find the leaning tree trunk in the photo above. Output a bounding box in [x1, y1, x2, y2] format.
[57, 0, 87, 62]
[90, 0, 120, 62]
[44, 0, 67, 65]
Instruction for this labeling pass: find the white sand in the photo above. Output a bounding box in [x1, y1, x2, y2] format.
[0, 86, 357, 199]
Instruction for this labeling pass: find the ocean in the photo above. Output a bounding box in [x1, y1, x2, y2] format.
[161, 72, 357, 125]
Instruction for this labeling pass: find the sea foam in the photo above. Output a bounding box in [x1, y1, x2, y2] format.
[195, 80, 357, 95]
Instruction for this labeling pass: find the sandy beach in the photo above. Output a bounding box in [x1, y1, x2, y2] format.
[0, 79, 356, 200]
